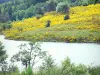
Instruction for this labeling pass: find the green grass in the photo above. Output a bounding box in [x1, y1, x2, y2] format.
[15, 22, 100, 43]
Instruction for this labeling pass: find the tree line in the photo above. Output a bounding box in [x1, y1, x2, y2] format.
[0, 0, 100, 22]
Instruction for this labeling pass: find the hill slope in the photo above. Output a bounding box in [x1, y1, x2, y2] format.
[4, 4, 100, 43]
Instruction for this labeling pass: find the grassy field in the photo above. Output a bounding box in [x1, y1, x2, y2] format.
[3, 4, 100, 43]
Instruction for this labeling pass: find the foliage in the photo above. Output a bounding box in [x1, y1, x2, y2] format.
[40, 55, 55, 70]
[0, 0, 48, 21]
[0, 42, 7, 65]
[75, 0, 89, 6]
[45, 20, 51, 27]
[0, 0, 100, 21]
[56, 2, 69, 13]
[26, 66, 33, 75]
[21, 71, 26, 75]
[92, 15, 100, 25]
[36, 14, 43, 20]
[12, 42, 47, 69]
[44, 0, 57, 12]
[0, 0, 9, 3]
[64, 14, 69, 20]
[4, 4, 100, 43]
[33, 57, 100, 75]
[0, 53, 100, 75]
[0, 42, 8, 75]
[88, 66, 100, 75]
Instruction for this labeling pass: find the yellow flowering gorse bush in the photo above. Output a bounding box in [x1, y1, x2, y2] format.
[4, 4, 100, 42]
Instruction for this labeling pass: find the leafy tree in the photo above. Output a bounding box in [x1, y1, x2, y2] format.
[8, 6, 12, 18]
[36, 14, 43, 20]
[0, 42, 8, 74]
[88, 66, 100, 75]
[6, 24, 12, 30]
[0, 13, 10, 22]
[34, 3, 44, 15]
[40, 55, 55, 70]
[0, 0, 99, 21]
[74, 0, 95, 6]
[56, 2, 69, 13]
[18, 10, 25, 20]
[0, 0, 9, 3]
[45, 20, 51, 27]
[38, 55, 57, 75]
[0, 7, 1, 14]
[0, 42, 7, 64]
[44, 0, 57, 12]
[8, 65, 20, 75]
[64, 14, 69, 20]
[12, 12, 16, 20]
[12, 42, 47, 69]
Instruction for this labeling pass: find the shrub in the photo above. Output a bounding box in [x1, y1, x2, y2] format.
[92, 15, 100, 25]
[0, 28, 2, 32]
[21, 71, 26, 75]
[6, 24, 12, 30]
[56, 2, 69, 13]
[44, 0, 57, 12]
[88, 66, 100, 75]
[2, 25, 6, 30]
[36, 14, 43, 19]
[21, 66, 33, 75]
[64, 14, 69, 20]
[26, 66, 33, 75]
[75, 0, 89, 6]
[33, 3, 45, 15]
[17, 27, 23, 31]
[82, 0, 89, 6]
[45, 20, 51, 27]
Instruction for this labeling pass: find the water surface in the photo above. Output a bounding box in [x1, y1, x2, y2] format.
[0, 35, 100, 69]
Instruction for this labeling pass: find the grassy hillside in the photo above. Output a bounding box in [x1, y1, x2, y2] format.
[4, 4, 100, 43]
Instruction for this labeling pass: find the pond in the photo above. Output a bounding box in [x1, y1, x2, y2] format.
[0, 35, 100, 70]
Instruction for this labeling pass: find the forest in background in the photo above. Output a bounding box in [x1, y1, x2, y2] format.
[0, 0, 100, 22]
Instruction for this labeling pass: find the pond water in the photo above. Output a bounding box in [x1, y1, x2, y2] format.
[0, 35, 100, 70]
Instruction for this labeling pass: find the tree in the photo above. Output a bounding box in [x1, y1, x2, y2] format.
[40, 55, 55, 70]
[0, 42, 7, 64]
[8, 6, 12, 18]
[18, 10, 25, 20]
[0, 42, 8, 74]
[34, 3, 44, 15]
[60, 57, 76, 75]
[12, 42, 47, 69]
[0, 6, 1, 14]
[6, 24, 12, 30]
[8, 64, 20, 75]
[74, 0, 89, 6]
[44, 0, 57, 12]
[0, 14, 10, 22]
[46, 20, 51, 27]
[38, 55, 57, 75]
[56, 2, 69, 13]
[0, 0, 9, 3]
